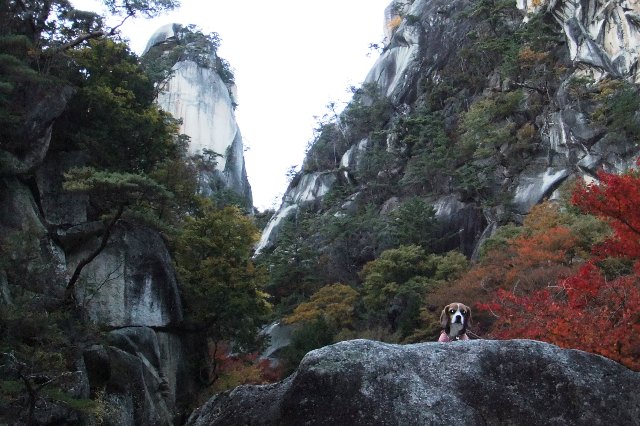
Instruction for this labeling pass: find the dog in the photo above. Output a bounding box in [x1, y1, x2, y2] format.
[438, 302, 471, 342]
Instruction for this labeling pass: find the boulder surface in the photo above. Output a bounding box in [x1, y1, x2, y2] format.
[187, 339, 640, 425]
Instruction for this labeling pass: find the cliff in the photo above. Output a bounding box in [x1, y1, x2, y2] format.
[257, 0, 640, 259]
[144, 23, 253, 209]
[0, 18, 254, 425]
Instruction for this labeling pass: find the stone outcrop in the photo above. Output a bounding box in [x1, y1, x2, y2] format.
[145, 24, 253, 208]
[0, 85, 74, 176]
[69, 222, 182, 328]
[187, 339, 640, 425]
[518, 0, 640, 80]
[84, 328, 189, 425]
[67, 221, 188, 424]
[255, 172, 337, 254]
[0, 173, 188, 425]
[260, 322, 294, 361]
[0, 177, 67, 295]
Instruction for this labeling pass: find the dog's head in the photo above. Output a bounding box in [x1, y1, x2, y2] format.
[439, 302, 471, 337]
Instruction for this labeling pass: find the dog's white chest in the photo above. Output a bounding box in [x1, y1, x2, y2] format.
[449, 323, 464, 339]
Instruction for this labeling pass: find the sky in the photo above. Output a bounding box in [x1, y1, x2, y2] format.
[71, 0, 392, 210]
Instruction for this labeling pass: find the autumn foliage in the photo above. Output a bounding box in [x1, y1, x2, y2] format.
[571, 164, 640, 260]
[479, 162, 640, 370]
[203, 342, 283, 396]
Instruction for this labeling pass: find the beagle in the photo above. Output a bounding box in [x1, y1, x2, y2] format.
[438, 302, 471, 342]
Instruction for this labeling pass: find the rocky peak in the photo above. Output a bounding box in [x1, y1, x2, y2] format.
[144, 24, 252, 208]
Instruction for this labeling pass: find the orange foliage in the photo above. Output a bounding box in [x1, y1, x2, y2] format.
[427, 203, 581, 335]
[283, 283, 358, 328]
[482, 263, 640, 370]
[205, 342, 283, 394]
[479, 161, 640, 370]
[387, 16, 402, 33]
[517, 46, 550, 68]
[459, 224, 577, 296]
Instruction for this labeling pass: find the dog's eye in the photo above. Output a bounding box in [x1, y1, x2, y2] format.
[449, 309, 455, 314]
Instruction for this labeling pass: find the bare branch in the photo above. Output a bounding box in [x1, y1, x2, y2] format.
[45, 13, 133, 55]
[66, 204, 125, 301]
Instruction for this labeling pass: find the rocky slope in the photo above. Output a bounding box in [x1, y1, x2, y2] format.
[187, 339, 640, 425]
[257, 0, 640, 258]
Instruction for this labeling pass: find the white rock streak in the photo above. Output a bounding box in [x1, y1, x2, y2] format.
[157, 60, 238, 169]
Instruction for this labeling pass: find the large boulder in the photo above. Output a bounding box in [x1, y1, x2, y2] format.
[187, 339, 639, 425]
[84, 327, 190, 426]
[86, 345, 174, 426]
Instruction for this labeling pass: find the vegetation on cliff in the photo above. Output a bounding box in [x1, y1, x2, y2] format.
[1, 0, 640, 423]
[0, 1, 268, 423]
[256, 0, 640, 373]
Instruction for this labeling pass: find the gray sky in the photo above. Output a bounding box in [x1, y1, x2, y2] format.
[71, 0, 391, 210]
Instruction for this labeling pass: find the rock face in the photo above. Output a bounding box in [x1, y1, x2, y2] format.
[258, 0, 640, 258]
[0, 174, 189, 425]
[255, 172, 337, 254]
[0, 177, 67, 295]
[70, 222, 183, 328]
[519, 0, 640, 80]
[84, 328, 189, 425]
[0, 85, 74, 176]
[67, 221, 187, 424]
[145, 24, 253, 208]
[187, 339, 640, 425]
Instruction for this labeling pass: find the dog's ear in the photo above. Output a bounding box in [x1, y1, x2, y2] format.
[439, 305, 449, 330]
[462, 305, 472, 333]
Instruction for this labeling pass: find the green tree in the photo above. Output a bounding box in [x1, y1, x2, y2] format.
[399, 110, 455, 195]
[284, 283, 359, 329]
[387, 197, 440, 250]
[53, 39, 180, 173]
[0, 0, 179, 159]
[360, 245, 468, 337]
[259, 212, 322, 310]
[174, 205, 271, 383]
[0, 300, 97, 425]
[314, 206, 387, 283]
[62, 167, 174, 299]
[591, 79, 640, 141]
[458, 91, 522, 159]
[280, 316, 336, 375]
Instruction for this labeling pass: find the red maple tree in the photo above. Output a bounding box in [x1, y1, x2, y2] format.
[480, 161, 640, 370]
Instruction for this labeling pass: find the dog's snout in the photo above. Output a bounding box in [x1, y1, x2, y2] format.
[453, 314, 463, 324]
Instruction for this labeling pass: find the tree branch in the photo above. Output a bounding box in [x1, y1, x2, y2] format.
[45, 13, 133, 55]
[65, 204, 125, 301]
